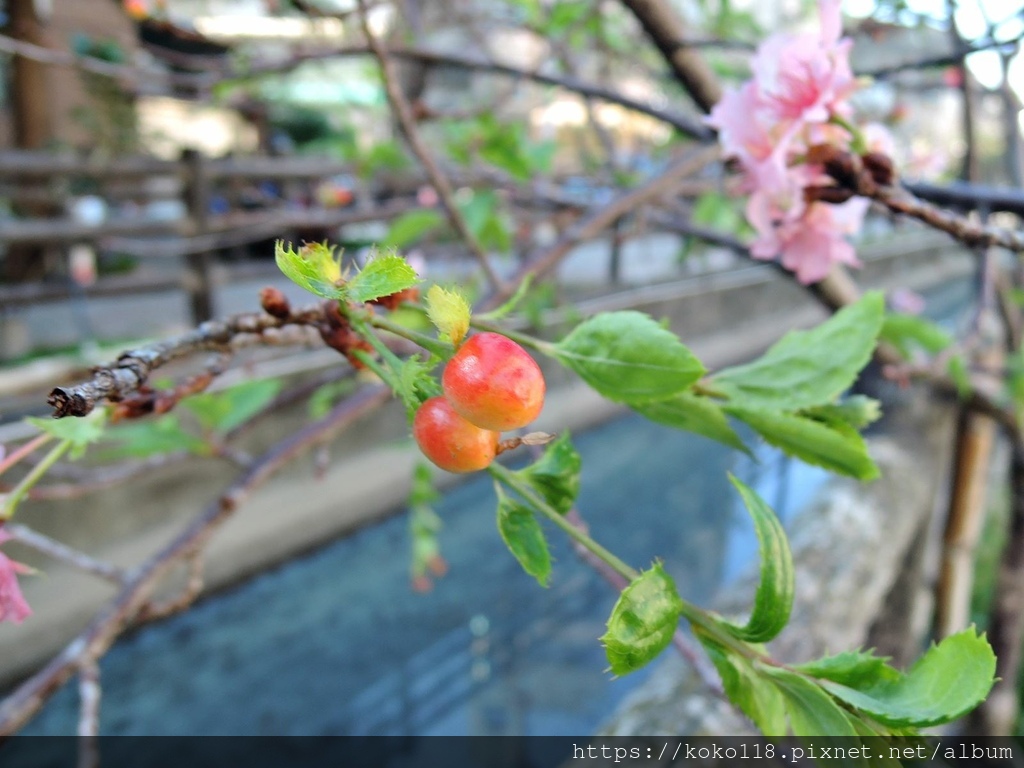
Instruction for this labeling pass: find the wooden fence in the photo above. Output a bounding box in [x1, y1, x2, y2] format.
[0, 150, 417, 321]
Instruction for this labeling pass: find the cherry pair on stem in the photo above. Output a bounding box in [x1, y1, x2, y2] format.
[414, 332, 545, 473]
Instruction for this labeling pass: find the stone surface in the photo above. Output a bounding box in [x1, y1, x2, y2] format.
[599, 396, 958, 736]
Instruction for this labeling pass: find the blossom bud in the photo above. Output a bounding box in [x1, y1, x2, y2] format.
[862, 152, 895, 186]
[260, 287, 291, 319]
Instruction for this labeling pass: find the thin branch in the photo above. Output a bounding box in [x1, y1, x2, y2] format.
[356, 0, 506, 296]
[819, 150, 1024, 253]
[134, 552, 205, 623]
[564, 509, 724, 696]
[4, 524, 127, 585]
[618, 0, 723, 114]
[76, 659, 101, 768]
[0, 383, 391, 737]
[859, 33, 1024, 80]
[906, 179, 1024, 217]
[47, 304, 328, 418]
[489, 145, 721, 303]
[0, 29, 712, 140]
[0, 33, 135, 82]
[0, 433, 52, 477]
[16, 452, 193, 501]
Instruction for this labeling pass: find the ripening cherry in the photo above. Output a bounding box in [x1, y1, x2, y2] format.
[413, 397, 499, 473]
[442, 332, 545, 431]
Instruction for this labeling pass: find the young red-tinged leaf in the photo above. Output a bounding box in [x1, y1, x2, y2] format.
[347, 249, 419, 304]
[711, 292, 884, 410]
[514, 433, 581, 514]
[601, 563, 683, 675]
[554, 311, 705, 404]
[817, 628, 996, 728]
[496, 488, 552, 586]
[718, 475, 794, 644]
[426, 285, 471, 346]
[274, 241, 347, 300]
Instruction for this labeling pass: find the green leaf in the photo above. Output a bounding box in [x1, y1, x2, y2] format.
[409, 463, 443, 580]
[347, 249, 419, 304]
[879, 313, 953, 359]
[182, 379, 282, 434]
[819, 628, 996, 728]
[27, 409, 107, 459]
[515, 433, 581, 514]
[547, 0, 590, 33]
[801, 395, 882, 430]
[554, 312, 706, 403]
[358, 140, 409, 178]
[478, 116, 533, 181]
[698, 638, 788, 736]
[395, 355, 442, 420]
[425, 285, 471, 346]
[710, 292, 884, 410]
[601, 562, 683, 675]
[948, 354, 972, 398]
[496, 488, 552, 586]
[727, 407, 879, 481]
[764, 668, 860, 736]
[382, 210, 445, 249]
[477, 274, 535, 322]
[796, 649, 900, 689]
[631, 392, 750, 454]
[720, 475, 794, 643]
[100, 414, 208, 459]
[307, 379, 357, 421]
[457, 189, 512, 254]
[692, 191, 743, 231]
[274, 240, 347, 300]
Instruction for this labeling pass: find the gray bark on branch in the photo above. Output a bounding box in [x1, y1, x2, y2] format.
[47, 305, 327, 418]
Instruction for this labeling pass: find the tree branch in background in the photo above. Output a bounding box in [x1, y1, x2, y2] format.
[5, 524, 127, 585]
[859, 32, 1024, 80]
[76, 658, 101, 766]
[0, 384, 391, 737]
[493, 145, 721, 302]
[355, 0, 506, 296]
[815, 148, 1024, 254]
[618, 0, 723, 114]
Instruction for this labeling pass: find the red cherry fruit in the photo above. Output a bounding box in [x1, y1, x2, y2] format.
[442, 332, 545, 431]
[413, 396, 499, 473]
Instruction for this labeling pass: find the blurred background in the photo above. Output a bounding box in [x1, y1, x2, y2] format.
[0, 0, 1019, 738]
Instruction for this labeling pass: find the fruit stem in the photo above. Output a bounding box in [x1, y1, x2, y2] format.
[468, 318, 556, 356]
[488, 461, 639, 582]
[489, 460, 765, 665]
[2, 439, 72, 520]
[365, 311, 454, 359]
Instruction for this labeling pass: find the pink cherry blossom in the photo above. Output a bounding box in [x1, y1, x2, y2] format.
[0, 531, 32, 624]
[708, 0, 880, 284]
